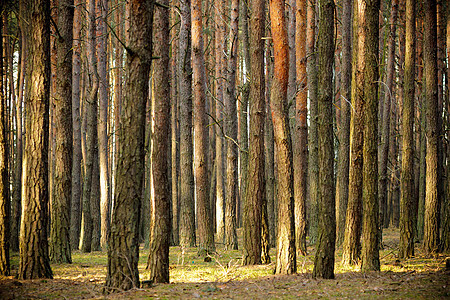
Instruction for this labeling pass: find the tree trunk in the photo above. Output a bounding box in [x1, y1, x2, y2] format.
[105, 0, 153, 292]
[178, 0, 196, 248]
[313, 0, 335, 279]
[399, 0, 415, 259]
[0, 6, 10, 275]
[90, 140, 101, 251]
[224, 0, 239, 251]
[147, 0, 170, 282]
[192, 0, 215, 255]
[70, 0, 83, 250]
[307, 0, 319, 244]
[18, 0, 53, 279]
[423, 0, 440, 255]
[294, 0, 308, 256]
[361, 0, 380, 272]
[270, 0, 297, 275]
[335, 0, 352, 247]
[96, 0, 111, 251]
[243, 0, 265, 265]
[50, 0, 73, 263]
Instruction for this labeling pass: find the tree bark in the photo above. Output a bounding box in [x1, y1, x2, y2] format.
[147, 0, 170, 282]
[399, 0, 415, 259]
[313, 0, 335, 279]
[270, 0, 297, 275]
[243, 0, 265, 265]
[105, 0, 153, 292]
[192, 0, 215, 255]
[18, 0, 53, 279]
[224, 0, 239, 251]
[50, 0, 73, 263]
[294, 0, 308, 256]
[423, 0, 440, 255]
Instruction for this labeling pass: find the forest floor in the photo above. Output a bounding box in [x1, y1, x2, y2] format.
[1, 228, 449, 299]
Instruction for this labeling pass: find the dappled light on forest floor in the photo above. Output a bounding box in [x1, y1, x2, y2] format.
[1, 228, 449, 299]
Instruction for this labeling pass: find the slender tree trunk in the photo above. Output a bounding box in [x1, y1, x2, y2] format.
[307, 0, 319, 244]
[0, 5, 10, 275]
[147, 0, 170, 282]
[50, 0, 73, 263]
[399, 0, 415, 259]
[192, 0, 215, 255]
[243, 0, 265, 265]
[342, 0, 365, 266]
[270, 0, 297, 275]
[335, 0, 352, 247]
[105, 0, 153, 292]
[90, 139, 101, 251]
[179, 0, 196, 248]
[96, 0, 111, 251]
[224, 0, 239, 251]
[18, 0, 53, 279]
[293, 0, 308, 256]
[313, 0, 335, 279]
[70, 0, 83, 250]
[423, 0, 440, 255]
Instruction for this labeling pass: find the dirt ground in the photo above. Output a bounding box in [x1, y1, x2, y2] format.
[1, 228, 449, 299]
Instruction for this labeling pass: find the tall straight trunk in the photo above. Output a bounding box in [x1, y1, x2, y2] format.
[18, 0, 52, 279]
[243, 0, 265, 265]
[342, 0, 365, 266]
[361, 0, 380, 272]
[238, 0, 249, 230]
[270, 0, 297, 275]
[70, 0, 83, 250]
[81, 0, 99, 253]
[171, 1, 180, 246]
[96, 0, 111, 251]
[215, 0, 225, 245]
[399, 0, 415, 259]
[313, 0, 335, 279]
[224, 0, 239, 251]
[423, 0, 440, 255]
[0, 6, 10, 275]
[105, 0, 153, 292]
[335, 0, 352, 247]
[179, 0, 195, 248]
[90, 139, 101, 251]
[50, 0, 73, 263]
[307, 0, 319, 244]
[287, 0, 296, 105]
[147, 0, 170, 282]
[294, 0, 308, 256]
[192, 0, 215, 254]
[378, 0, 398, 236]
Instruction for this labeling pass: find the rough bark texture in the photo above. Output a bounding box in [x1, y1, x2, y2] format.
[50, 0, 73, 263]
[96, 0, 111, 251]
[90, 142, 101, 251]
[378, 0, 398, 237]
[307, 0, 319, 244]
[294, 0, 308, 256]
[342, 0, 364, 267]
[179, 0, 196, 248]
[147, 0, 170, 282]
[18, 0, 53, 279]
[243, 0, 265, 265]
[335, 0, 352, 247]
[224, 0, 239, 251]
[0, 6, 10, 276]
[312, 0, 335, 279]
[192, 0, 215, 255]
[361, 0, 380, 272]
[105, 0, 153, 291]
[270, 0, 297, 275]
[423, 0, 440, 255]
[70, 0, 83, 250]
[399, 0, 415, 259]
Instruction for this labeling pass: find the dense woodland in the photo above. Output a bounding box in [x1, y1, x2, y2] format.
[0, 0, 449, 294]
